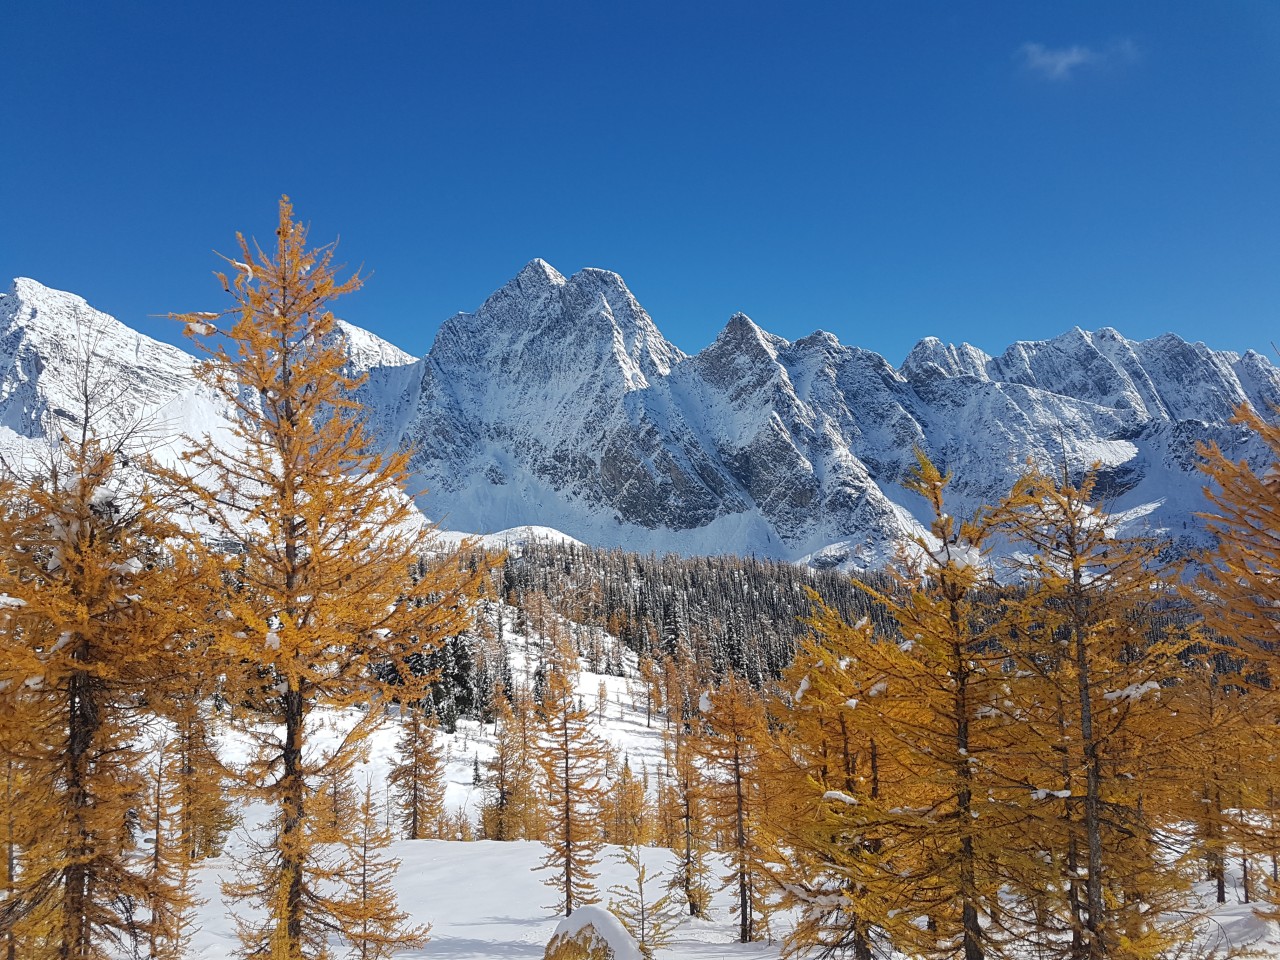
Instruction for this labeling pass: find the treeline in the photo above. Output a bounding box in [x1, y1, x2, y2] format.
[488, 540, 890, 682]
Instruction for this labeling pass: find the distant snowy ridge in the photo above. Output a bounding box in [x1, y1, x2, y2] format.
[3, 268, 1276, 568]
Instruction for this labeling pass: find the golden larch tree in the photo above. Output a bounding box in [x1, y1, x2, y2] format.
[333, 781, 429, 960]
[821, 452, 1042, 960]
[697, 672, 773, 944]
[481, 684, 543, 841]
[769, 600, 915, 960]
[172, 197, 484, 959]
[0, 420, 200, 958]
[387, 703, 447, 840]
[141, 735, 204, 960]
[1195, 402, 1280, 915]
[659, 722, 713, 920]
[988, 465, 1197, 960]
[608, 843, 679, 960]
[536, 631, 609, 916]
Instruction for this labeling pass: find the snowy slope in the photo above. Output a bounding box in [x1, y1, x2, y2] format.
[0, 278, 214, 461]
[185, 603, 794, 959]
[5, 270, 1279, 568]
[176, 602, 1276, 960]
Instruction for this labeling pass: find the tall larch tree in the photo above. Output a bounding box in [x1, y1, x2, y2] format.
[1196, 402, 1280, 915]
[480, 684, 542, 841]
[770, 601, 914, 960]
[659, 722, 713, 920]
[0, 424, 200, 957]
[172, 197, 484, 959]
[988, 465, 1196, 960]
[1, 733, 30, 960]
[698, 672, 773, 944]
[536, 631, 609, 916]
[827, 452, 1042, 960]
[141, 735, 203, 960]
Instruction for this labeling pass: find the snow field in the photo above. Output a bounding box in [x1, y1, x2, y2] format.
[186, 609, 788, 959]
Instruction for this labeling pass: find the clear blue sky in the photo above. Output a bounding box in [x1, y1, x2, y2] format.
[2, 2, 1277, 364]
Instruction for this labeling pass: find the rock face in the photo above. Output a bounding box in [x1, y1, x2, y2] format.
[0, 278, 200, 443]
[2, 267, 1276, 568]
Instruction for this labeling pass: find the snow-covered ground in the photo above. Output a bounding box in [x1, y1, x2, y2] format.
[182, 606, 790, 959]
[190, 840, 782, 960]
[174, 604, 1279, 959]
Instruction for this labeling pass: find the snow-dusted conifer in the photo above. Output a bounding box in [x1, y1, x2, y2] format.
[536, 632, 608, 916]
[608, 844, 679, 959]
[171, 197, 484, 959]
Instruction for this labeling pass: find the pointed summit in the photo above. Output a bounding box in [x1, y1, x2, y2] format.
[704, 312, 788, 364]
[515, 258, 566, 289]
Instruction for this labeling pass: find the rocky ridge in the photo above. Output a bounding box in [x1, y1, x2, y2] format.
[1, 265, 1273, 568]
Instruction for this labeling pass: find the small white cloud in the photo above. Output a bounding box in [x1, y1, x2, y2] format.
[1018, 39, 1139, 81]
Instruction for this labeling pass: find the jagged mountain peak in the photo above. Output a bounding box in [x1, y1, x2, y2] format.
[711, 312, 788, 360]
[431, 261, 683, 390]
[6, 269, 1280, 572]
[901, 335, 991, 381]
[516, 257, 566, 287]
[331, 318, 418, 370]
[793, 329, 842, 352]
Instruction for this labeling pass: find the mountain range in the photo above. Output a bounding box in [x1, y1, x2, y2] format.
[2, 263, 1274, 568]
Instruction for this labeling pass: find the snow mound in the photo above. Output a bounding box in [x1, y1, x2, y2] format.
[477, 525, 587, 551]
[545, 905, 642, 960]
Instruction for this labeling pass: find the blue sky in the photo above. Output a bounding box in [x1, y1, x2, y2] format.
[2, 2, 1277, 364]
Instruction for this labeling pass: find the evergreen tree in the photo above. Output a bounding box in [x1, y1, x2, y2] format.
[172, 197, 484, 959]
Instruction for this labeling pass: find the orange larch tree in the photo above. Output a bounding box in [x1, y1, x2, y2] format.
[698, 672, 773, 944]
[536, 631, 609, 916]
[1195, 402, 1280, 915]
[0, 386, 201, 958]
[171, 197, 484, 959]
[388, 703, 447, 840]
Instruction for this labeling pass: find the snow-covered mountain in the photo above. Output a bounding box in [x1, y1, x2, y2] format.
[2, 267, 1274, 567]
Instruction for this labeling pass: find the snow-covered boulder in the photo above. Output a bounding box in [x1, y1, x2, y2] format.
[543, 905, 643, 960]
